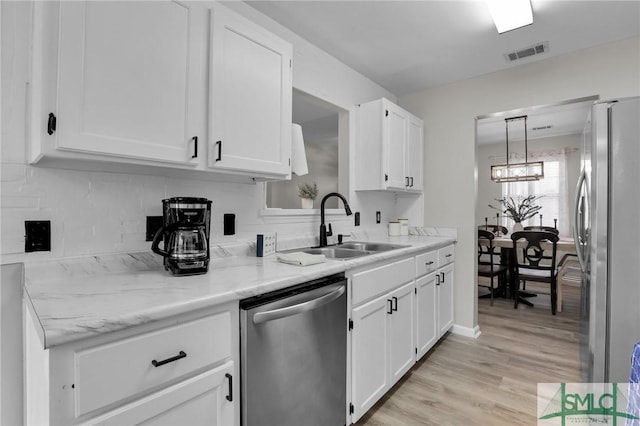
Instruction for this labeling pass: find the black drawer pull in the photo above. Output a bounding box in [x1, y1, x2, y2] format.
[225, 373, 233, 401]
[392, 296, 398, 312]
[387, 299, 393, 314]
[425, 261, 434, 266]
[151, 350, 187, 367]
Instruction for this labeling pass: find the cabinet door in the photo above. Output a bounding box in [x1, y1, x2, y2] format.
[406, 115, 424, 191]
[351, 295, 389, 422]
[84, 362, 235, 426]
[209, 5, 292, 177]
[388, 281, 415, 385]
[383, 102, 408, 190]
[416, 273, 438, 359]
[55, 2, 202, 165]
[437, 263, 455, 337]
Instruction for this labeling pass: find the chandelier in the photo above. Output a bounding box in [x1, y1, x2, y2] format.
[490, 115, 544, 183]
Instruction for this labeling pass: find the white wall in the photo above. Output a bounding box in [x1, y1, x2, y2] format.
[0, 1, 396, 263]
[399, 36, 640, 331]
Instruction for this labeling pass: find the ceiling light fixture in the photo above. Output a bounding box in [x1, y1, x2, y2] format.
[491, 115, 544, 183]
[486, 0, 533, 34]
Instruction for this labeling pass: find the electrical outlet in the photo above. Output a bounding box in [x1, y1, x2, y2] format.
[25, 220, 51, 252]
[146, 216, 163, 241]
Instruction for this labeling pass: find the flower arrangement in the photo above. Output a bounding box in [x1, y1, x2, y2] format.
[297, 182, 319, 200]
[489, 195, 542, 223]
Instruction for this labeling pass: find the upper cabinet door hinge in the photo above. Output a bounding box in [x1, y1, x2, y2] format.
[385, 109, 389, 117]
[385, 174, 389, 182]
[349, 403, 354, 414]
[348, 319, 353, 331]
[47, 112, 57, 135]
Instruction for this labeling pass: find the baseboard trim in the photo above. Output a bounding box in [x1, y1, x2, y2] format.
[450, 324, 481, 339]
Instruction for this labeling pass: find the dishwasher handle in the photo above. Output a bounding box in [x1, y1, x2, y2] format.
[252, 284, 345, 324]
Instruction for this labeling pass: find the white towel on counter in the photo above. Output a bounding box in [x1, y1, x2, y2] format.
[277, 252, 326, 266]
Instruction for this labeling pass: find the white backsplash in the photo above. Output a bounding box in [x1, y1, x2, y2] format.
[1, 163, 405, 263]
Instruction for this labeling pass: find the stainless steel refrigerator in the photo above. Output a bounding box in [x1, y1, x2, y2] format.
[574, 97, 640, 383]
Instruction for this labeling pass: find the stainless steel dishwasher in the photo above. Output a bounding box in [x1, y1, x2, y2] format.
[240, 273, 347, 426]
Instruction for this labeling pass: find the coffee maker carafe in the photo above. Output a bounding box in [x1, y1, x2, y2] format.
[151, 197, 212, 275]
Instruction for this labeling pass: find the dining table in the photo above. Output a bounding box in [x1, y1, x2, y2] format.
[483, 234, 578, 308]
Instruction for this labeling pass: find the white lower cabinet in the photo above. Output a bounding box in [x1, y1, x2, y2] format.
[388, 282, 416, 383]
[437, 262, 455, 337]
[415, 272, 438, 360]
[26, 302, 239, 425]
[350, 243, 456, 423]
[351, 293, 389, 419]
[82, 362, 234, 426]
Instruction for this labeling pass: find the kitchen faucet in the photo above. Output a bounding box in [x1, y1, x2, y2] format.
[319, 192, 352, 247]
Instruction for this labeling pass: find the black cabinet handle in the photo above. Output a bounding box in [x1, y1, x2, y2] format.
[192, 136, 198, 159]
[151, 350, 186, 367]
[436, 275, 441, 286]
[440, 272, 445, 282]
[387, 299, 393, 314]
[225, 373, 233, 401]
[410, 177, 414, 187]
[392, 296, 398, 312]
[47, 112, 56, 135]
[425, 261, 434, 266]
[405, 177, 410, 187]
[216, 140, 222, 162]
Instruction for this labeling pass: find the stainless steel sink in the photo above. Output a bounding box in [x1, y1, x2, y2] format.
[297, 247, 374, 259]
[335, 241, 410, 252]
[281, 241, 410, 260]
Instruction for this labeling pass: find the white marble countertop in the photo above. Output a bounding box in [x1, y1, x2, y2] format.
[23, 232, 455, 349]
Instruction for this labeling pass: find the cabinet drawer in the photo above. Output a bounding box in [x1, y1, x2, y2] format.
[74, 311, 231, 417]
[352, 257, 415, 306]
[438, 245, 455, 266]
[415, 251, 438, 277]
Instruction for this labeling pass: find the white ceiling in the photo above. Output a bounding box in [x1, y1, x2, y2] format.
[246, 0, 640, 97]
[476, 97, 594, 145]
[246, 1, 639, 145]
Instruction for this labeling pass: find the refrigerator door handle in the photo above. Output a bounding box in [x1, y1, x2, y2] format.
[572, 168, 588, 273]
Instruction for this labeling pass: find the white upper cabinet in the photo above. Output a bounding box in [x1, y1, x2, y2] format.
[32, 1, 204, 166]
[208, 6, 292, 177]
[29, 1, 292, 180]
[354, 98, 424, 193]
[406, 115, 424, 191]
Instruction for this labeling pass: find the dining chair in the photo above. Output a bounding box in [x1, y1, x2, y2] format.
[478, 225, 508, 236]
[556, 253, 581, 313]
[511, 230, 560, 314]
[523, 226, 559, 234]
[478, 229, 508, 305]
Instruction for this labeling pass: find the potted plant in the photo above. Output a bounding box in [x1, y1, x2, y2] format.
[489, 195, 542, 232]
[298, 182, 318, 209]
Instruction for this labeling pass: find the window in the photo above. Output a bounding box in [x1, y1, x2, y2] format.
[503, 153, 571, 236]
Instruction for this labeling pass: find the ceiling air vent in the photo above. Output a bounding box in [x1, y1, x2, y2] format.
[532, 125, 553, 131]
[505, 42, 549, 62]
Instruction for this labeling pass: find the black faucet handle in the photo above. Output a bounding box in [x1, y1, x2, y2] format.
[326, 223, 333, 237]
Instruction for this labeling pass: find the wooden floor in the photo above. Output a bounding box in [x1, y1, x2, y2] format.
[357, 283, 582, 426]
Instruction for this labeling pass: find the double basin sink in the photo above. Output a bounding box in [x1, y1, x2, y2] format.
[284, 241, 410, 260]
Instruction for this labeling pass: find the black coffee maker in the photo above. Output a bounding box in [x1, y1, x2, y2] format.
[151, 197, 212, 276]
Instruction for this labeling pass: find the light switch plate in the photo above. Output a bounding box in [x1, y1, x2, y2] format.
[256, 232, 277, 257]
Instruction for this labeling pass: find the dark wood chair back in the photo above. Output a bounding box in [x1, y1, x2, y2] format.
[477, 229, 499, 266]
[510, 230, 560, 314]
[523, 226, 559, 234]
[478, 225, 508, 236]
